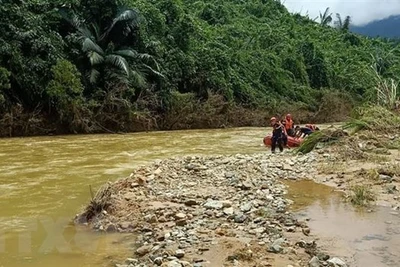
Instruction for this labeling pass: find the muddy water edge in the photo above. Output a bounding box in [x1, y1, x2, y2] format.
[284, 180, 400, 267]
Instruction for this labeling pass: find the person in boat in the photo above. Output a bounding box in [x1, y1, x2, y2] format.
[270, 117, 284, 153]
[284, 114, 295, 137]
[305, 124, 320, 131]
[295, 125, 317, 138]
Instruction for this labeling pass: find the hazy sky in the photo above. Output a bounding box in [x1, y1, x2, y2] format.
[283, 0, 400, 26]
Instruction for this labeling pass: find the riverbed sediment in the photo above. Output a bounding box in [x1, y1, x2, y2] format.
[74, 126, 400, 267]
[75, 152, 350, 267]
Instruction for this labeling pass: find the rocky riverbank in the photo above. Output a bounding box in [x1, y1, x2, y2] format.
[75, 152, 348, 267]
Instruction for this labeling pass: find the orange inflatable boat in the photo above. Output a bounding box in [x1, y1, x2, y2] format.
[263, 135, 304, 147]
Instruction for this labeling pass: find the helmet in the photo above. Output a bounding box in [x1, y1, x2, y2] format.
[286, 114, 292, 119]
[270, 117, 276, 121]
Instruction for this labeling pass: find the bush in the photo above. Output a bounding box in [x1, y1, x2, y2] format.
[343, 105, 400, 134]
[46, 60, 90, 132]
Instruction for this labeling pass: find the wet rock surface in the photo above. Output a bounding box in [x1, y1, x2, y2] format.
[75, 153, 346, 266]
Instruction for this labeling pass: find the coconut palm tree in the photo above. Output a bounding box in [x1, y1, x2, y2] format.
[60, 7, 162, 88]
[334, 13, 351, 31]
[319, 7, 332, 26]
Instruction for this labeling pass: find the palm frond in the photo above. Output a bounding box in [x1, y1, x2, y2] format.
[89, 23, 101, 41]
[322, 7, 330, 21]
[130, 70, 147, 88]
[143, 64, 164, 78]
[145, 40, 161, 49]
[88, 51, 104, 66]
[108, 72, 130, 86]
[82, 37, 103, 54]
[325, 16, 332, 25]
[76, 26, 94, 41]
[343, 16, 351, 30]
[319, 7, 332, 26]
[335, 13, 342, 28]
[88, 69, 100, 84]
[101, 8, 140, 41]
[105, 55, 130, 76]
[58, 8, 82, 29]
[113, 49, 137, 58]
[135, 52, 153, 61]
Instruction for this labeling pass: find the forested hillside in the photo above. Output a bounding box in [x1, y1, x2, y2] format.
[1, 0, 400, 136]
[351, 15, 400, 38]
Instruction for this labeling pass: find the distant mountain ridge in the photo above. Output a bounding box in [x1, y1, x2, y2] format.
[351, 15, 400, 38]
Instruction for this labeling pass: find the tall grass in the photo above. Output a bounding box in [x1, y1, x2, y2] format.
[372, 67, 399, 110]
[347, 185, 376, 206]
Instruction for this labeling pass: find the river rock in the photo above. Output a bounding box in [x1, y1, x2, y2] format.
[136, 245, 152, 256]
[153, 257, 163, 265]
[125, 258, 138, 264]
[241, 180, 253, 190]
[302, 227, 310, 236]
[309, 256, 320, 267]
[179, 261, 192, 267]
[123, 192, 136, 200]
[386, 185, 397, 194]
[119, 222, 133, 230]
[234, 213, 247, 223]
[185, 199, 198, 206]
[327, 257, 347, 267]
[145, 214, 158, 223]
[240, 202, 252, 212]
[175, 213, 187, 220]
[176, 219, 187, 226]
[106, 224, 117, 232]
[380, 174, 392, 182]
[175, 249, 185, 258]
[221, 200, 232, 208]
[225, 172, 236, 178]
[204, 200, 223, 210]
[268, 238, 285, 253]
[223, 207, 234, 216]
[164, 260, 182, 267]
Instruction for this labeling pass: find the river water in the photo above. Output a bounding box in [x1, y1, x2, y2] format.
[285, 180, 400, 267]
[0, 128, 398, 267]
[0, 128, 268, 267]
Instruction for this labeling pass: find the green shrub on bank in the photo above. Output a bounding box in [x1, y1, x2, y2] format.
[344, 105, 400, 134]
[297, 104, 400, 154]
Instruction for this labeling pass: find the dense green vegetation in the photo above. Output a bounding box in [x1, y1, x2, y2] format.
[0, 0, 399, 136]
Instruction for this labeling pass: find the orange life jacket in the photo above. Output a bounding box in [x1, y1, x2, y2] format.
[285, 119, 293, 130]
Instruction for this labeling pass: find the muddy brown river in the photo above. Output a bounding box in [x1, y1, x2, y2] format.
[0, 127, 398, 267]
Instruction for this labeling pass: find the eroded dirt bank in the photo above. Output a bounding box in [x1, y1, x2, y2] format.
[75, 152, 351, 267]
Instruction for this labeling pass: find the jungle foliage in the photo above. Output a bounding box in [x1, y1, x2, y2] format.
[0, 0, 400, 136]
